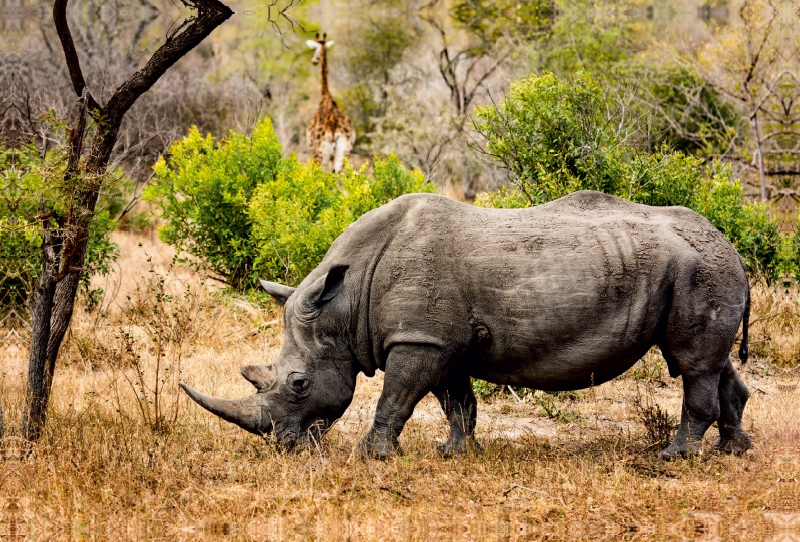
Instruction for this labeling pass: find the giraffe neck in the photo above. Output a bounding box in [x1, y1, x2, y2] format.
[319, 46, 332, 103]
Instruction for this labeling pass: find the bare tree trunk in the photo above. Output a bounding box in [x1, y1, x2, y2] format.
[22, 0, 233, 440]
[750, 112, 769, 200]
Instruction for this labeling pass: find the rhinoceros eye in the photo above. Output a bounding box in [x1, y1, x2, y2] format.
[288, 373, 310, 393]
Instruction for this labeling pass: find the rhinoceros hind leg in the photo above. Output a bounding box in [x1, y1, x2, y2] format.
[714, 358, 752, 455]
[437, 438, 482, 458]
[433, 372, 481, 458]
[660, 370, 721, 461]
[714, 431, 752, 456]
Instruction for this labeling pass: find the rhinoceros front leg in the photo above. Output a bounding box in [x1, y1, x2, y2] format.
[359, 344, 446, 459]
[660, 371, 721, 461]
[432, 372, 481, 457]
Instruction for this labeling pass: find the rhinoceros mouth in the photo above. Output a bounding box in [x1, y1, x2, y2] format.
[271, 420, 330, 451]
[278, 432, 300, 449]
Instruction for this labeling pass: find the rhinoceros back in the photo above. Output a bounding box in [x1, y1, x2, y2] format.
[322, 191, 748, 389]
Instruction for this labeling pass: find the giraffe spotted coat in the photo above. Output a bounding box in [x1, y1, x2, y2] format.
[306, 36, 355, 172]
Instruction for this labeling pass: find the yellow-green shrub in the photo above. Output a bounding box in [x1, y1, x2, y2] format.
[249, 156, 432, 286]
[146, 118, 431, 290]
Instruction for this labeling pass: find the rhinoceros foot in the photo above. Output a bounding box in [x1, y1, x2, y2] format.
[358, 431, 403, 460]
[436, 437, 482, 458]
[713, 430, 752, 456]
[659, 440, 704, 461]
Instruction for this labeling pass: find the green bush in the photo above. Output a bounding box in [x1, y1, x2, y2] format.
[146, 118, 432, 290]
[471, 378, 503, 399]
[249, 155, 431, 286]
[145, 119, 285, 290]
[473, 72, 786, 280]
[474, 72, 611, 203]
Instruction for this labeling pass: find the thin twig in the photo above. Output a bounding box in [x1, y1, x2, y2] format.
[507, 386, 524, 404]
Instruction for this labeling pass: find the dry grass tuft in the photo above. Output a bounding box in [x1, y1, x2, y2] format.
[1, 232, 799, 540]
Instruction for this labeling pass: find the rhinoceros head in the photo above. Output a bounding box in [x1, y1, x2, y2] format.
[181, 265, 358, 448]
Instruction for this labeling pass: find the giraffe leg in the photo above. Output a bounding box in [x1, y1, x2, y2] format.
[334, 133, 350, 172]
[321, 136, 335, 172]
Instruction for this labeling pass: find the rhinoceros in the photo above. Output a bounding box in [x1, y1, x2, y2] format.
[182, 191, 752, 460]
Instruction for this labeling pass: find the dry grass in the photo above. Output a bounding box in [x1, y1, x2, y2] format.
[748, 279, 800, 367]
[1, 232, 799, 540]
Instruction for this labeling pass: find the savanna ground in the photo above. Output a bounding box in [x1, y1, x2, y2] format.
[1, 231, 799, 541]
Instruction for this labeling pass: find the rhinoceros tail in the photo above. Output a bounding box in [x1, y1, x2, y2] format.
[739, 283, 750, 364]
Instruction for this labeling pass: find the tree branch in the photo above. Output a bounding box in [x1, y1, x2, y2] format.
[104, 0, 233, 129]
[53, 0, 101, 112]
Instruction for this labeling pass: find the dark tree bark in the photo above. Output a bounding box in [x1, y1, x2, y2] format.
[22, 0, 233, 440]
[21, 209, 59, 437]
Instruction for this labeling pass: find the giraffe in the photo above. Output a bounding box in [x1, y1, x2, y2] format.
[305, 33, 355, 173]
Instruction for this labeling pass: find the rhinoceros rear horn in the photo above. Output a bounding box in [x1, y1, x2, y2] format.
[258, 280, 296, 306]
[181, 384, 265, 435]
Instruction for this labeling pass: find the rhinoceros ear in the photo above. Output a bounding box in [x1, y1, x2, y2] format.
[259, 280, 296, 306]
[298, 264, 349, 314]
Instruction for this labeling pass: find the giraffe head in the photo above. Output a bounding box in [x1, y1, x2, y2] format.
[306, 33, 334, 65]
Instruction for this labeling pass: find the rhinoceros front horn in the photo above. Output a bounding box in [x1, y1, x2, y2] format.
[181, 384, 265, 435]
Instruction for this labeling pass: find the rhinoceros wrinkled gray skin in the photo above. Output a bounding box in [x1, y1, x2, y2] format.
[182, 191, 753, 461]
